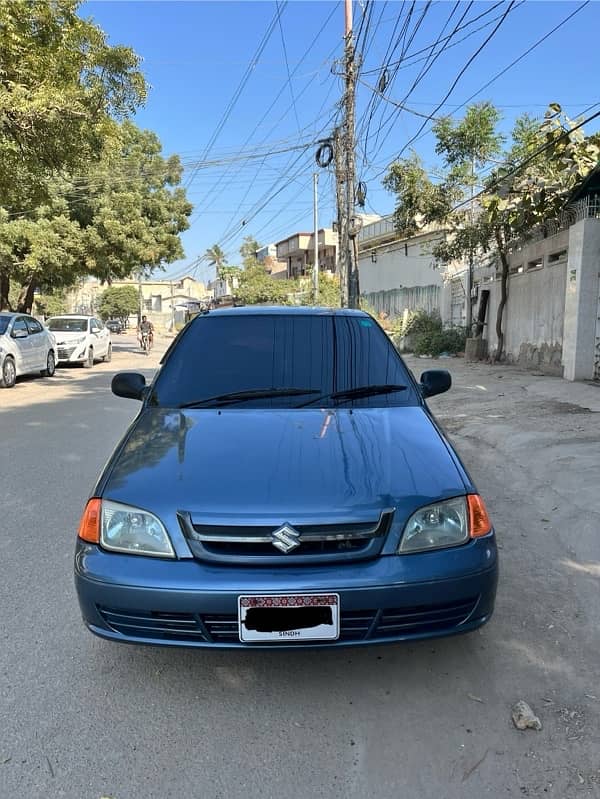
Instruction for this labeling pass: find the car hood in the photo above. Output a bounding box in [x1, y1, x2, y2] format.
[101, 407, 467, 522]
[50, 329, 87, 342]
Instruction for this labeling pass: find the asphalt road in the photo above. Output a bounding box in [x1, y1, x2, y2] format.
[1, 337, 599, 799]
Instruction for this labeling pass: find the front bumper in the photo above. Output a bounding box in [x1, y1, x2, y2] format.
[74, 535, 498, 649]
[56, 344, 88, 363]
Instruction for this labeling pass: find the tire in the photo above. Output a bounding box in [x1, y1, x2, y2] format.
[83, 347, 94, 368]
[0, 357, 16, 388]
[41, 350, 56, 377]
[103, 343, 112, 363]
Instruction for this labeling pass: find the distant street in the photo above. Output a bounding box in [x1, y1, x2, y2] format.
[1, 343, 599, 799]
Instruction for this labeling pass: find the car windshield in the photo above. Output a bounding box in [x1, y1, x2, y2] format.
[0, 316, 11, 335]
[47, 318, 88, 332]
[151, 313, 417, 409]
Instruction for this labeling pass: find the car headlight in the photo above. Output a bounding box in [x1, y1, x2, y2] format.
[399, 497, 468, 553]
[100, 500, 175, 558]
[399, 494, 492, 553]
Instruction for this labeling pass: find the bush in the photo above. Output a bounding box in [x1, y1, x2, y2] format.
[397, 310, 466, 356]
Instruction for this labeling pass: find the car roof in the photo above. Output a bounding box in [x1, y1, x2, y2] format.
[47, 314, 92, 319]
[0, 311, 32, 319]
[201, 305, 369, 317]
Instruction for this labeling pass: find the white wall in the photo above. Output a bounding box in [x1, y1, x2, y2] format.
[562, 218, 600, 380]
[484, 229, 569, 373]
[359, 234, 444, 317]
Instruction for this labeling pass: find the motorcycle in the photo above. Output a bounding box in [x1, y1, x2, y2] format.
[140, 330, 151, 354]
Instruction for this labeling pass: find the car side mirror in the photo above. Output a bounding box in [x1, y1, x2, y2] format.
[91, 326, 100, 334]
[420, 369, 451, 398]
[12, 329, 27, 339]
[112, 372, 147, 401]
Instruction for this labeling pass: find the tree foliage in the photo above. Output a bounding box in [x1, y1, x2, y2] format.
[34, 290, 68, 318]
[204, 244, 227, 278]
[98, 285, 139, 323]
[235, 262, 292, 305]
[0, 2, 191, 313]
[384, 102, 600, 359]
[0, 0, 146, 210]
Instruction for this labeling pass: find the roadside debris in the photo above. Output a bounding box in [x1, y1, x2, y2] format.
[512, 700, 542, 731]
[467, 693, 485, 703]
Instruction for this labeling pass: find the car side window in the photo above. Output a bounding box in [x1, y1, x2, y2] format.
[91, 318, 101, 332]
[25, 317, 43, 334]
[12, 318, 29, 337]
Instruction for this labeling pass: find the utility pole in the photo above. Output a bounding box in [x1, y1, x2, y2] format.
[333, 0, 359, 309]
[313, 173, 319, 303]
[334, 127, 348, 308]
[466, 157, 475, 336]
[344, 0, 360, 309]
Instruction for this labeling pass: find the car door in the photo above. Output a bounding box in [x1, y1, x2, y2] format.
[91, 318, 109, 357]
[10, 316, 32, 374]
[25, 316, 47, 370]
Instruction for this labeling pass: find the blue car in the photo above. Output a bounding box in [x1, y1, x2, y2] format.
[75, 306, 498, 648]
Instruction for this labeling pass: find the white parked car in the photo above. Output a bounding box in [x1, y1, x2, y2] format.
[0, 312, 57, 388]
[47, 315, 112, 368]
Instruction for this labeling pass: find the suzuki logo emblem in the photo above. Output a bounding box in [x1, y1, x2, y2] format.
[271, 523, 301, 553]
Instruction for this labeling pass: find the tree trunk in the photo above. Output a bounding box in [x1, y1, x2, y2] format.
[0, 270, 10, 310]
[17, 279, 36, 314]
[494, 230, 509, 363]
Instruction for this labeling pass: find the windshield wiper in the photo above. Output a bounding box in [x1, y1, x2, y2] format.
[179, 387, 319, 409]
[297, 384, 408, 408]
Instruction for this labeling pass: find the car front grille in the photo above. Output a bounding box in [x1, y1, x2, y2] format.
[57, 346, 76, 359]
[97, 597, 478, 645]
[177, 510, 394, 565]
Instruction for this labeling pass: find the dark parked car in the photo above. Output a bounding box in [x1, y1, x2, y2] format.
[75, 307, 498, 648]
[105, 319, 124, 334]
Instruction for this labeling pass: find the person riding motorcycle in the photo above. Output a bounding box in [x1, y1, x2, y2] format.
[138, 316, 154, 350]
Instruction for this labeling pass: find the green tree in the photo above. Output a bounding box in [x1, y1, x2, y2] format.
[1, 120, 192, 312]
[312, 272, 341, 307]
[204, 244, 227, 278]
[384, 103, 599, 360]
[34, 290, 68, 318]
[0, 0, 154, 310]
[98, 285, 139, 324]
[240, 236, 261, 268]
[0, 0, 146, 211]
[235, 263, 293, 305]
[76, 121, 192, 283]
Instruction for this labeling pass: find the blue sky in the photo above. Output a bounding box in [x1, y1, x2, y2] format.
[84, 0, 600, 284]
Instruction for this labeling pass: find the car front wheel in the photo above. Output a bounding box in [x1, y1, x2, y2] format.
[41, 350, 56, 377]
[83, 347, 94, 368]
[0, 356, 16, 388]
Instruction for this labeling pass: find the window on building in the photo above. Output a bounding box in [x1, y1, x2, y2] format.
[509, 263, 524, 274]
[527, 257, 543, 271]
[548, 249, 567, 264]
[144, 299, 153, 311]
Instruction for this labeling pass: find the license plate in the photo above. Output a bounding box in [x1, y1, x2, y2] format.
[238, 593, 339, 643]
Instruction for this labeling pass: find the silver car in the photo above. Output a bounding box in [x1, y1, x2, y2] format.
[0, 312, 57, 388]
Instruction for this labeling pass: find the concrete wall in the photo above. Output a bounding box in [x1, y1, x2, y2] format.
[359, 233, 444, 317]
[562, 217, 600, 380]
[484, 229, 569, 374]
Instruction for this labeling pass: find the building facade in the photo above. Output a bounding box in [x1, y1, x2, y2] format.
[357, 215, 452, 319]
[275, 228, 338, 279]
[68, 275, 209, 331]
